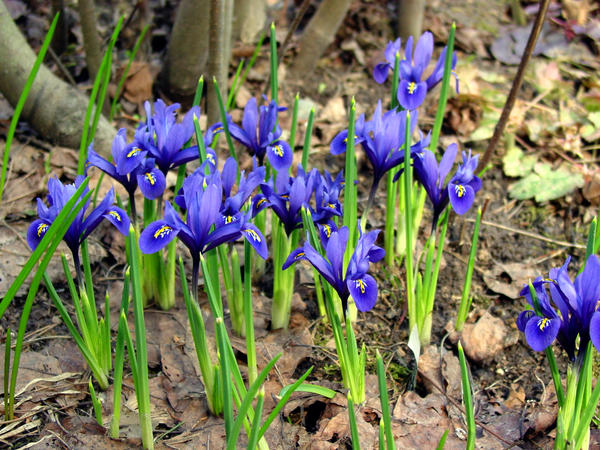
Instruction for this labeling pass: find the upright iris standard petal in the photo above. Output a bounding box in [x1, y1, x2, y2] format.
[589, 311, 600, 353]
[139, 220, 179, 254]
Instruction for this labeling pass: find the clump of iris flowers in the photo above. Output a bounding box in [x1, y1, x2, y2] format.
[228, 97, 292, 171]
[27, 176, 130, 284]
[517, 254, 600, 361]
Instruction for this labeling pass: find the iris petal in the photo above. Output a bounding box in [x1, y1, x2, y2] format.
[267, 140, 293, 171]
[347, 274, 378, 312]
[139, 220, 179, 254]
[524, 315, 560, 351]
[27, 219, 51, 250]
[137, 168, 166, 200]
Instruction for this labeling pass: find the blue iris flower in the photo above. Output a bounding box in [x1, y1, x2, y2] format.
[87, 129, 166, 202]
[373, 33, 459, 111]
[27, 176, 130, 256]
[517, 255, 600, 361]
[283, 225, 385, 312]
[134, 100, 221, 175]
[406, 143, 481, 227]
[228, 97, 293, 171]
[139, 170, 267, 261]
[257, 166, 318, 236]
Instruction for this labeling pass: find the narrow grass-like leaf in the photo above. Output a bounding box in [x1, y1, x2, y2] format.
[347, 396, 361, 450]
[226, 354, 282, 449]
[3, 328, 10, 419]
[246, 390, 265, 450]
[258, 366, 313, 440]
[89, 379, 104, 426]
[458, 341, 475, 450]
[213, 78, 238, 163]
[127, 226, 154, 449]
[269, 23, 278, 103]
[78, 17, 124, 173]
[229, 31, 265, 109]
[302, 108, 315, 170]
[0, 13, 59, 204]
[289, 93, 299, 151]
[244, 240, 257, 384]
[227, 60, 245, 110]
[376, 350, 395, 450]
[342, 99, 357, 272]
[436, 430, 449, 449]
[109, 24, 150, 120]
[43, 273, 108, 388]
[279, 383, 336, 399]
[110, 271, 130, 438]
[429, 23, 456, 153]
[456, 207, 483, 331]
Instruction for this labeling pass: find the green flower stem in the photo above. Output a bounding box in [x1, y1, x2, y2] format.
[429, 23, 456, 153]
[403, 112, 417, 342]
[458, 342, 476, 450]
[244, 240, 258, 385]
[289, 93, 299, 151]
[271, 222, 299, 330]
[110, 271, 131, 438]
[183, 257, 219, 415]
[127, 226, 153, 449]
[376, 350, 395, 450]
[456, 207, 482, 331]
[347, 396, 361, 450]
[270, 22, 278, 103]
[384, 168, 398, 266]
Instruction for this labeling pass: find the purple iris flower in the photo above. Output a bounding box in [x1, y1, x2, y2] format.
[373, 38, 402, 84]
[372, 33, 459, 111]
[228, 97, 292, 171]
[139, 174, 267, 260]
[517, 255, 600, 361]
[258, 167, 318, 235]
[283, 225, 385, 312]
[135, 99, 207, 175]
[311, 170, 344, 224]
[87, 129, 166, 202]
[27, 176, 130, 256]
[406, 143, 481, 226]
[448, 149, 482, 215]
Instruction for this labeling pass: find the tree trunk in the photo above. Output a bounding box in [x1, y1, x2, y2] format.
[0, 2, 115, 157]
[396, 0, 425, 41]
[78, 0, 103, 81]
[289, 0, 351, 77]
[160, 0, 210, 99]
[207, 0, 232, 126]
[233, 0, 265, 43]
